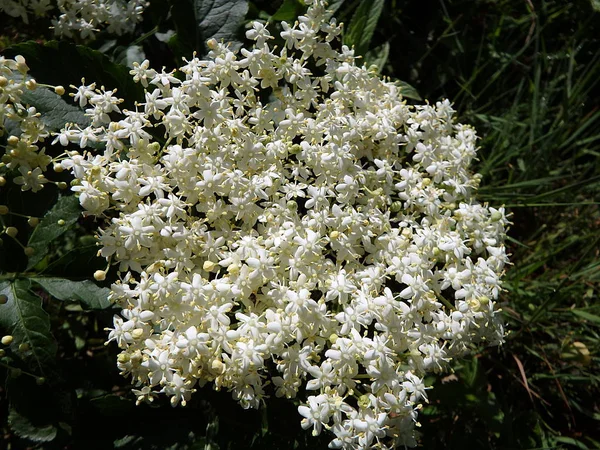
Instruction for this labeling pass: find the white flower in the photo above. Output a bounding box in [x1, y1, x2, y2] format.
[54, 1, 509, 447]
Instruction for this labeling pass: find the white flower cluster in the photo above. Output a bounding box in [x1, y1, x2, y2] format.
[0, 0, 146, 39]
[57, 1, 509, 448]
[0, 56, 53, 192]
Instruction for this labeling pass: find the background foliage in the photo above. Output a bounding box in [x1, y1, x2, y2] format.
[0, 0, 599, 448]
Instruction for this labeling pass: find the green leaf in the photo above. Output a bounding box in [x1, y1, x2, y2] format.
[8, 407, 57, 443]
[0, 279, 57, 375]
[572, 309, 600, 324]
[591, 0, 600, 11]
[3, 41, 144, 109]
[271, 0, 304, 21]
[18, 81, 89, 132]
[327, 0, 346, 14]
[343, 0, 384, 56]
[194, 0, 249, 50]
[31, 277, 111, 310]
[364, 41, 390, 73]
[395, 79, 422, 101]
[26, 195, 81, 270]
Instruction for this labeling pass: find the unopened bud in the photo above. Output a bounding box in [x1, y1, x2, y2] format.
[0, 76, 7, 87]
[54, 85, 65, 95]
[1, 335, 14, 345]
[7, 135, 19, 146]
[206, 38, 218, 50]
[0, 205, 9, 215]
[94, 270, 106, 281]
[0, 177, 5, 187]
[18, 342, 30, 352]
[53, 163, 64, 173]
[57, 182, 68, 190]
[5, 227, 18, 238]
[131, 328, 144, 339]
[211, 359, 224, 373]
[203, 260, 216, 271]
[24, 247, 35, 257]
[57, 219, 65, 226]
[36, 377, 46, 385]
[25, 79, 37, 90]
[27, 217, 39, 227]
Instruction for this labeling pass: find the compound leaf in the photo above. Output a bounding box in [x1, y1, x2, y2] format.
[32, 277, 111, 310]
[26, 195, 81, 270]
[0, 279, 57, 375]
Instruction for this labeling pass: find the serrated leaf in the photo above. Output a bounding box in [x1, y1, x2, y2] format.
[572, 309, 600, 324]
[271, 0, 304, 21]
[19, 83, 89, 131]
[8, 407, 57, 443]
[26, 195, 81, 270]
[343, 0, 384, 56]
[0, 279, 57, 375]
[194, 0, 249, 50]
[395, 79, 422, 101]
[327, 0, 346, 14]
[364, 41, 390, 73]
[3, 41, 144, 109]
[31, 277, 111, 310]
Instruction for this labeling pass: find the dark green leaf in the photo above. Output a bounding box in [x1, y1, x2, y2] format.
[19, 83, 89, 131]
[31, 277, 112, 310]
[395, 79, 422, 101]
[327, 0, 346, 14]
[90, 394, 135, 417]
[271, 0, 304, 21]
[0, 279, 57, 375]
[3, 41, 144, 109]
[572, 309, 600, 324]
[343, 0, 384, 56]
[8, 407, 57, 443]
[169, 0, 200, 58]
[26, 195, 81, 270]
[194, 0, 249, 50]
[364, 41, 390, 73]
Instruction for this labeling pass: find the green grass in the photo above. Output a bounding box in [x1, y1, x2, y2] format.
[372, 0, 600, 448]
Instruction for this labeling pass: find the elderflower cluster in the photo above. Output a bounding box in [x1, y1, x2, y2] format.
[57, 1, 509, 447]
[0, 55, 54, 192]
[0, 0, 146, 39]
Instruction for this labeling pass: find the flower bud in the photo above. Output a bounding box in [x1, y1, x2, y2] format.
[94, 270, 107, 281]
[24, 247, 35, 257]
[55, 85, 65, 95]
[0, 205, 9, 215]
[1, 335, 14, 345]
[132, 328, 144, 339]
[5, 227, 18, 238]
[27, 217, 39, 227]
